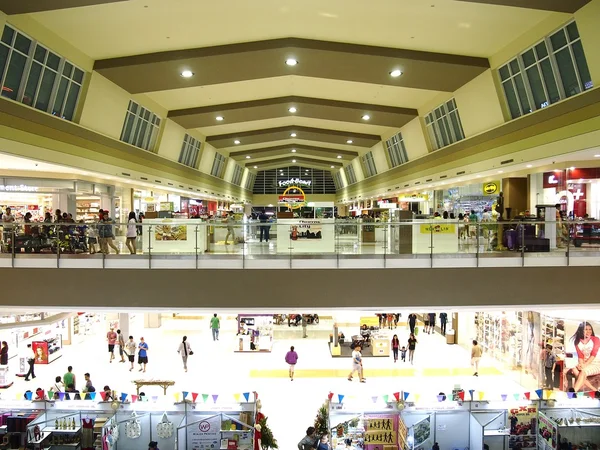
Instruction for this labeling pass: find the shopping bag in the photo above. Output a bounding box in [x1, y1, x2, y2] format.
[414, 326, 419, 336]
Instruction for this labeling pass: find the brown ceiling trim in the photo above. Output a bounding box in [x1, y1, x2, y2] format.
[231, 144, 358, 161]
[455, 0, 591, 13]
[169, 96, 417, 129]
[0, 0, 128, 15]
[207, 125, 381, 149]
[246, 156, 343, 169]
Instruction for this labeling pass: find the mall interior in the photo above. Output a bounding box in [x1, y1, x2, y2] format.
[2, 0, 600, 449]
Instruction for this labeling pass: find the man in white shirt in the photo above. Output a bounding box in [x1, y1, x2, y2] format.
[2, 207, 15, 245]
[347, 345, 366, 383]
[125, 336, 137, 372]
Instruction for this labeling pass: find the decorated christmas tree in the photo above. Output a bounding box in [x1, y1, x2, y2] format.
[258, 416, 278, 449]
[314, 402, 329, 436]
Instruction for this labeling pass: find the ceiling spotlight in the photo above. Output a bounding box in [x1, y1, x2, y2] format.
[290, 133, 297, 137]
[389, 69, 403, 78]
[245, 156, 251, 159]
[526, 164, 532, 168]
[216, 116, 224, 121]
[362, 114, 370, 121]
[337, 155, 342, 159]
[330, 165, 335, 168]
[289, 107, 297, 113]
[253, 166, 258, 169]
[291, 149, 297, 153]
[234, 140, 241, 145]
[292, 159, 296, 163]
[285, 58, 298, 66]
[346, 140, 353, 144]
[595, 155, 600, 158]
[498, 170, 503, 174]
[180, 70, 194, 78]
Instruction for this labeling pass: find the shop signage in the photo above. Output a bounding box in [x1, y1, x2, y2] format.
[187, 415, 220, 449]
[420, 224, 456, 234]
[398, 194, 428, 202]
[278, 178, 311, 188]
[290, 220, 322, 240]
[538, 412, 558, 450]
[482, 181, 500, 196]
[278, 186, 306, 209]
[364, 414, 397, 446]
[0, 185, 39, 192]
[508, 404, 537, 449]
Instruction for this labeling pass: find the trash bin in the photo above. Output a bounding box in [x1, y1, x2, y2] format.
[446, 330, 455, 345]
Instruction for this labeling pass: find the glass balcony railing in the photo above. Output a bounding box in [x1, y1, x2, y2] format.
[0, 219, 597, 269]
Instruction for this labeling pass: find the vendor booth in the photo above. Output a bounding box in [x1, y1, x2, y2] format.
[235, 315, 274, 352]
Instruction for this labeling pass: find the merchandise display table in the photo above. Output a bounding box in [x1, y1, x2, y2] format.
[132, 379, 175, 395]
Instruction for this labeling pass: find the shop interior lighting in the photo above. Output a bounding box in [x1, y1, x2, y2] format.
[234, 140, 241, 145]
[288, 107, 297, 113]
[362, 114, 370, 121]
[389, 69, 403, 77]
[285, 58, 298, 66]
[216, 116, 224, 121]
[595, 155, 600, 158]
[498, 170, 503, 174]
[180, 70, 194, 78]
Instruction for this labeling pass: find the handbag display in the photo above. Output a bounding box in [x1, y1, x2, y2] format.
[156, 412, 174, 439]
[125, 412, 141, 439]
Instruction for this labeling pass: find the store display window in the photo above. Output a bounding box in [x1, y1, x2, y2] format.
[236, 315, 273, 352]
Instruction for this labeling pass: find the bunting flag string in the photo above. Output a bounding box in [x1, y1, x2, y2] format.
[48, 391, 54, 400]
[243, 392, 250, 402]
[458, 391, 465, 401]
[371, 396, 378, 404]
[524, 392, 531, 400]
[513, 393, 520, 401]
[338, 394, 344, 404]
[152, 396, 158, 403]
[501, 394, 508, 401]
[192, 393, 199, 403]
[478, 391, 485, 401]
[182, 391, 189, 400]
[535, 389, 543, 400]
[403, 392, 410, 401]
[174, 393, 181, 403]
[202, 394, 209, 403]
[212, 394, 219, 404]
[382, 395, 389, 404]
[468, 389, 475, 400]
[120, 393, 128, 403]
[89, 392, 96, 401]
[58, 392, 65, 401]
[131, 395, 137, 403]
[327, 392, 334, 401]
[233, 393, 240, 403]
[393, 392, 400, 402]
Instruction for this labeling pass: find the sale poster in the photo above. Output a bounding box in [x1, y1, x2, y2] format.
[365, 414, 398, 450]
[537, 412, 558, 450]
[508, 404, 538, 449]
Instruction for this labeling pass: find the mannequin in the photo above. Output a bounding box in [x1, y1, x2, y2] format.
[254, 423, 262, 450]
[495, 192, 505, 220]
[255, 399, 265, 424]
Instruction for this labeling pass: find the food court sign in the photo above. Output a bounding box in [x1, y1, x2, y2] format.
[278, 178, 311, 188]
[278, 186, 306, 209]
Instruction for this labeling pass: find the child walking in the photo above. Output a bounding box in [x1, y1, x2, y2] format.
[400, 346, 407, 362]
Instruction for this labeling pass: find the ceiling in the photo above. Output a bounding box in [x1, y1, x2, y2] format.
[1, 0, 580, 176]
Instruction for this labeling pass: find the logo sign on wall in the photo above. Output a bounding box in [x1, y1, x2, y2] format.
[188, 415, 220, 449]
[278, 178, 312, 188]
[482, 181, 500, 196]
[278, 186, 306, 209]
[420, 224, 456, 234]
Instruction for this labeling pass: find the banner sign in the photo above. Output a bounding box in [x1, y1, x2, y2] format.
[420, 224, 456, 234]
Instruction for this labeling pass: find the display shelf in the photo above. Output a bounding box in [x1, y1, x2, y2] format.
[484, 429, 510, 436]
[44, 427, 81, 433]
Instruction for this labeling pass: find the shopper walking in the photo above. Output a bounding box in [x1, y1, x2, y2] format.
[126, 211, 137, 255]
[348, 345, 365, 383]
[106, 327, 117, 363]
[302, 315, 308, 338]
[224, 211, 236, 245]
[117, 329, 125, 363]
[471, 340, 483, 377]
[297, 427, 317, 450]
[178, 336, 193, 372]
[210, 313, 220, 341]
[285, 346, 298, 381]
[0, 341, 8, 366]
[439, 312, 448, 336]
[125, 336, 136, 371]
[138, 337, 148, 372]
[408, 334, 417, 365]
[63, 366, 76, 390]
[259, 210, 270, 242]
[428, 312, 436, 334]
[408, 313, 417, 335]
[24, 344, 35, 381]
[391, 335, 400, 363]
[97, 210, 107, 254]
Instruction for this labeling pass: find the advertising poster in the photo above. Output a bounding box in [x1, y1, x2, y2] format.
[508, 404, 537, 449]
[523, 311, 541, 383]
[365, 414, 398, 450]
[187, 415, 221, 450]
[154, 224, 187, 241]
[398, 418, 408, 450]
[537, 412, 558, 450]
[408, 416, 431, 449]
[290, 220, 322, 240]
[32, 341, 48, 365]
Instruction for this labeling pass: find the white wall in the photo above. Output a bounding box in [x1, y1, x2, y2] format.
[401, 117, 429, 161]
[370, 142, 389, 175]
[158, 120, 186, 162]
[199, 143, 217, 175]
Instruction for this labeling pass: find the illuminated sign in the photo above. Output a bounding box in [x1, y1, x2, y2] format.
[278, 186, 306, 209]
[0, 185, 39, 192]
[398, 194, 429, 202]
[420, 224, 456, 234]
[278, 178, 311, 188]
[483, 181, 500, 196]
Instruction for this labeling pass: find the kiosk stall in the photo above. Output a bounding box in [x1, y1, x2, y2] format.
[539, 399, 600, 449]
[412, 221, 459, 254]
[236, 315, 274, 352]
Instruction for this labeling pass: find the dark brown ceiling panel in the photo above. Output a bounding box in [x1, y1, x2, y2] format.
[169, 96, 417, 129]
[231, 144, 358, 162]
[0, 0, 128, 14]
[207, 126, 381, 149]
[94, 38, 489, 94]
[246, 157, 343, 170]
[455, 0, 590, 13]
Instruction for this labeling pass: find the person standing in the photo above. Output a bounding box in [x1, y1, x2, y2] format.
[83, 373, 95, 393]
[348, 345, 365, 383]
[224, 211, 236, 245]
[391, 335, 400, 363]
[125, 211, 137, 255]
[210, 314, 220, 341]
[302, 315, 308, 339]
[24, 344, 35, 381]
[125, 336, 137, 371]
[100, 211, 120, 254]
[259, 210, 270, 242]
[117, 329, 126, 363]
[2, 207, 15, 244]
[428, 313, 436, 334]
[408, 313, 417, 335]
[106, 327, 117, 363]
[542, 344, 556, 388]
[297, 427, 317, 450]
[138, 337, 148, 372]
[471, 340, 483, 377]
[178, 336, 192, 372]
[408, 334, 417, 365]
[63, 366, 76, 390]
[439, 312, 448, 336]
[0, 341, 8, 366]
[285, 346, 298, 381]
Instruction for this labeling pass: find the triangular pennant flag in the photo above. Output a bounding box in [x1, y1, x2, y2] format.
[403, 392, 410, 401]
[15, 393, 22, 400]
[327, 392, 334, 401]
[437, 395, 444, 402]
[535, 389, 543, 400]
[48, 391, 54, 400]
[372, 396, 378, 404]
[414, 394, 421, 402]
[524, 392, 531, 400]
[89, 392, 96, 401]
[174, 393, 181, 403]
[152, 396, 158, 403]
[567, 392, 575, 399]
[99, 391, 107, 401]
[58, 392, 65, 401]
[381, 395, 388, 403]
[202, 394, 209, 403]
[120, 393, 128, 403]
[212, 394, 218, 403]
[24, 391, 33, 401]
[513, 393, 520, 401]
[545, 390, 553, 400]
[478, 391, 485, 401]
[192, 393, 199, 403]
[131, 395, 138, 403]
[393, 392, 400, 402]
[501, 394, 508, 401]
[338, 394, 344, 403]
[182, 391, 189, 400]
[458, 391, 465, 401]
[40, 390, 45, 399]
[577, 392, 584, 398]
[233, 393, 240, 403]
[468, 389, 475, 400]
[243, 392, 250, 402]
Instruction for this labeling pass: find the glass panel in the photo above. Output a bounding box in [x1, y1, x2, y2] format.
[62, 61, 73, 77]
[526, 66, 548, 109]
[35, 69, 56, 111]
[446, 99, 455, 111]
[0, 45, 9, 84]
[14, 33, 31, 55]
[52, 77, 68, 115]
[62, 83, 80, 121]
[128, 101, 138, 114]
[499, 66, 510, 81]
[46, 53, 60, 71]
[143, 109, 150, 120]
[121, 113, 135, 142]
[434, 108, 442, 120]
[513, 74, 531, 113]
[571, 40, 593, 90]
[438, 119, 451, 147]
[2, 51, 27, 100]
[1, 27, 14, 46]
[509, 59, 520, 75]
[33, 45, 46, 63]
[73, 68, 84, 84]
[522, 49, 536, 68]
[566, 22, 580, 42]
[540, 59, 560, 104]
[503, 81, 521, 119]
[555, 48, 581, 97]
[550, 29, 567, 51]
[535, 42, 548, 59]
[136, 120, 149, 148]
[22, 62, 42, 106]
[449, 112, 464, 140]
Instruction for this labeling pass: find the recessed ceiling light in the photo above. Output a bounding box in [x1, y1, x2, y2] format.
[292, 159, 296, 163]
[216, 116, 224, 121]
[476, 175, 481, 178]
[253, 166, 258, 169]
[330, 165, 335, 168]
[526, 164, 532, 168]
[362, 114, 370, 121]
[234, 140, 241, 145]
[291, 149, 297, 153]
[245, 156, 251, 159]
[285, 58, 298, 66]
[180, 70, 194, 78]
[346, 140, 353, 144]
[498, 170, 503, 174]
[595, 155, 600, 158]
[337, 155, 342, 159]
[288, 107, 297, 113]
[290, 133, 297, 137]
[389, 69, 403, 78]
